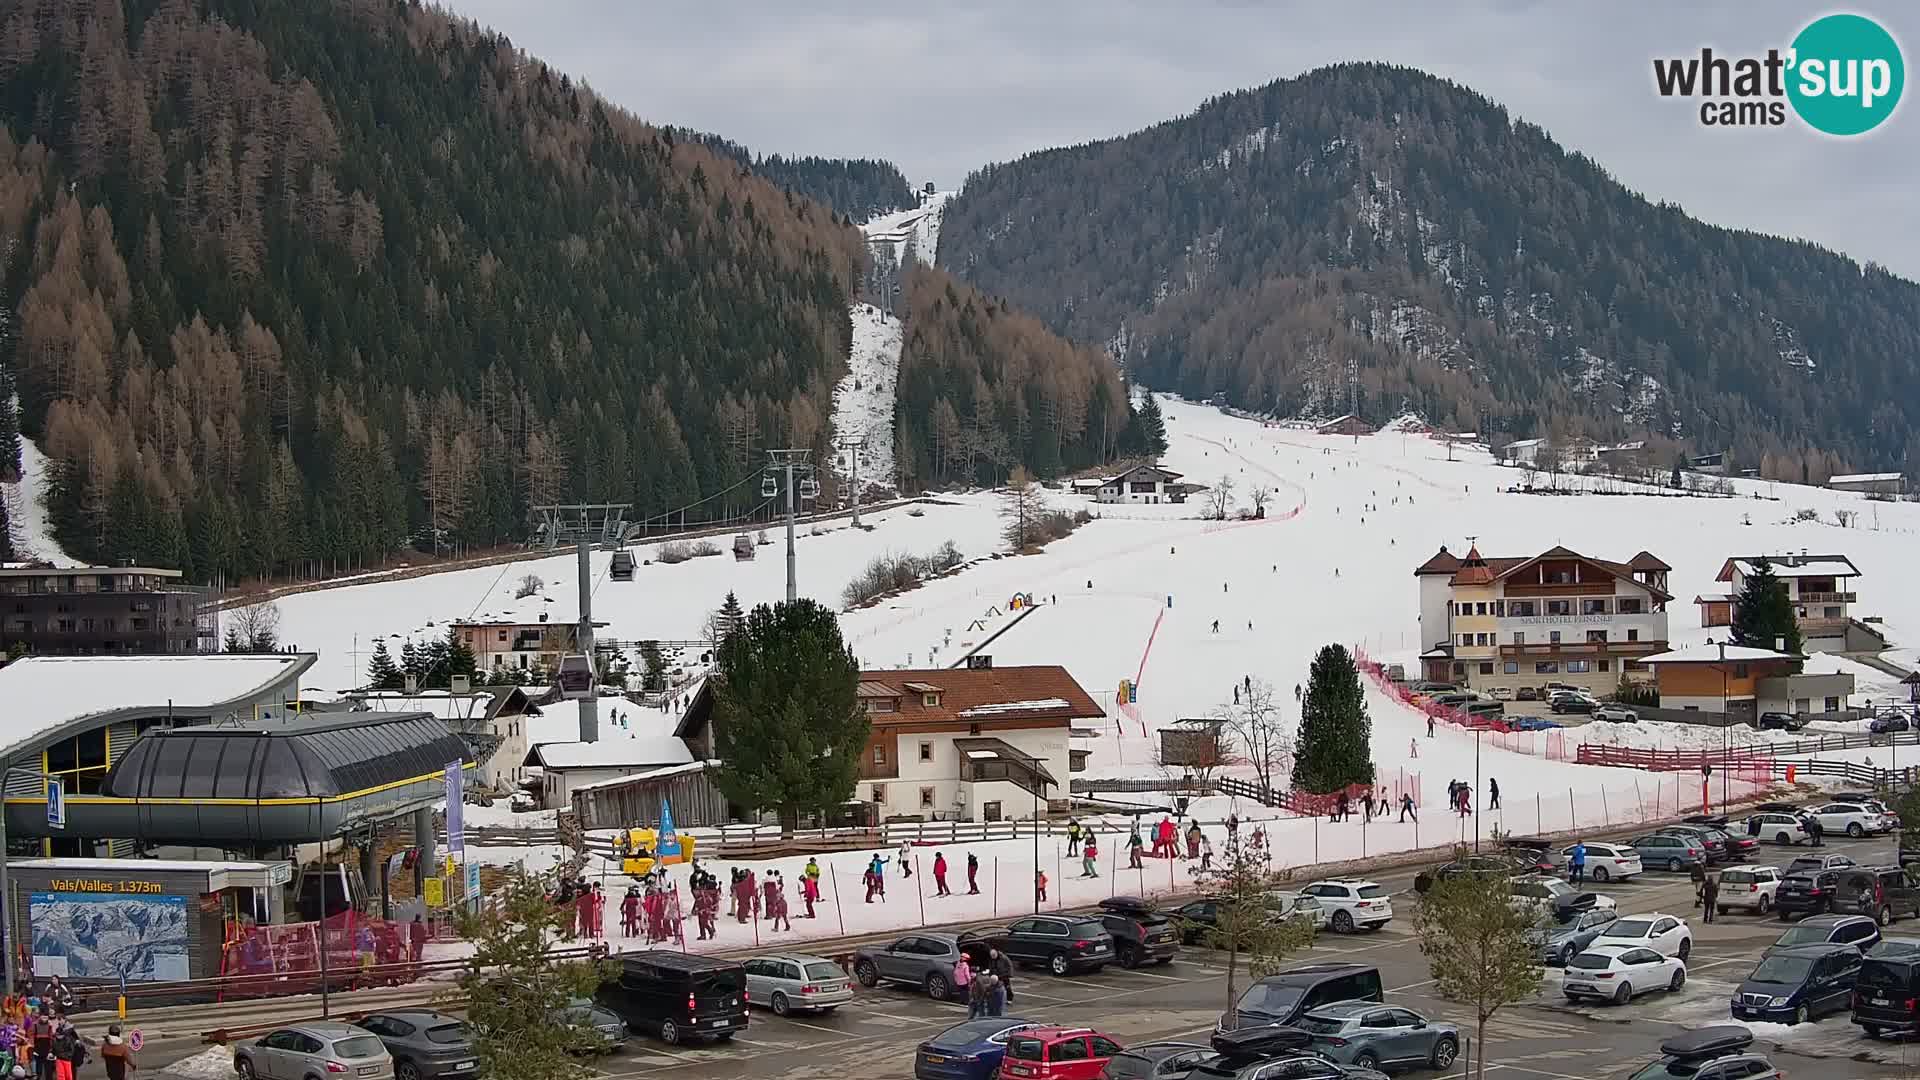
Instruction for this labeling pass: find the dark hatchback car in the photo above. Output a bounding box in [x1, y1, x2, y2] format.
[1775, 871, 1848, 919]
[1098, 897, 1181, 968]
[357, 1010, 476, 1080]
[1732, 943, 1862, 1025]
[1831, 866, 1920, 925]
[970, 914, 1115, 976]
[1853, 951, 1920, 1038]
[1097, 1041, 1215, 1080]
[595, 952, 747, 1046]
[1216, 964, 1382, 1033]
[1626, 833, 1706, 873]
[1654, 825, 1732, 863]
[1172, 896, 1297, 945]
[1769, 914, 1881, 955]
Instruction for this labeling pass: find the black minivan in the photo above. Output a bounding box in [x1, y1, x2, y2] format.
[1854, 950, 1920, 1037]
[1216, 963, 1382, 1032]
[1831, 866, 1920, 925]
[1732, 944, 1861, 1025]
[596, 951, 748, 1046]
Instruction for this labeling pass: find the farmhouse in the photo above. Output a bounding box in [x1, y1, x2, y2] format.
[1096, 464, 1185, 504]
[1414, 544, 1672, 695]
[1827, 472, 1906, 496]
[1315, 415, 1376, 437]
[1639, 644, 1855, 724]
[1699, 553, 1883, 652]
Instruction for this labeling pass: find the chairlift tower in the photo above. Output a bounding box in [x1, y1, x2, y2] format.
[835, 434, 869, 528]
[531, 503, 632, 551]
[763, 450, 819, 603]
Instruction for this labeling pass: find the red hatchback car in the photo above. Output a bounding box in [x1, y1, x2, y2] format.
[997, 1027, 1125, 1080]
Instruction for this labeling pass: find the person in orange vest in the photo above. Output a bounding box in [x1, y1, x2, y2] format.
[1035, 868, 1048, 903]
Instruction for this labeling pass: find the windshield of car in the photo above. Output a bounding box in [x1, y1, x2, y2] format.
[1776, 926, 1835, 947]
[424, 1024, 467, 1045]
[1357, 885, 1388, 899]
[1749, 955, 1814, 983]
[804, 962, 844, 981]
[1006, 1037, 1048, 1061]
[1566, 953, 1614, 970]
[331, 1036, 386, 1059]
[1235, 983, 1305, 1016]
[1292, 1015, 1349, 1034]
[1607, 919, 1653, 938]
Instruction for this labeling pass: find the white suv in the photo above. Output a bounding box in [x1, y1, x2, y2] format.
[1301, 879, 1394, 934]
[1809, 802, 1893, 838]
[1716, 866, 1783, 914]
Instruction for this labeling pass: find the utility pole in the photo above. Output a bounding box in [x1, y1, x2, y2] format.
[577, 539, 598, 743]
[764, 450, 818, 604]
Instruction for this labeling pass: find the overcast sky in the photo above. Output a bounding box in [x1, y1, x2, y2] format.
[440, 1, 1918, 280]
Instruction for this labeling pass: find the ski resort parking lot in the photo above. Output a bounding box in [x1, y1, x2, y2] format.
[576, 832, 1917, 1080]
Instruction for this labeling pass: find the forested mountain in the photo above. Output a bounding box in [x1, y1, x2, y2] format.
[942, 63, 1920, 477]
[893, 265, 1140, 490]
[670, 130, 915, 223]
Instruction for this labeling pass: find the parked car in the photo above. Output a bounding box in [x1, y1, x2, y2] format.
[1787, 853, 1857, 875]
[1299, 881, 1393, 933]
[1509, 875, 1613, 924]
[1769, 913, 1881, 955]
[1508, 716, 1563, 731]
[1716, 867, 1784, 915]
[1290, 1002, 1461, 1073]
[1592, 705, 1639, 723]
[1626, 833, 1706, 873]
[1562, 945, 1687, 1004]
[1808, 802, 1895, 839]
[914, 1018, 1038, 1080]
[1742, 812, 1809, 847]
[1549, 696, 1596, 715]
[1409, 681, 1457, 696]
[1190, 1028, 1385, 1080]
[1757, 711, 1807, 732]
[1591, 913, 1693, 959]
[1871, 714, 1912, 734]
[1775, 871, 1844, 920]
[1488, 686, 1514, 702]
[553, 998, 627, 1054]
[1852, 949, 1920, 1038]
[1625, 1028, 1778, 1080]
[972, 914, 1116, 976]
[1732, 943, 1862, 1025]
[1216, 964, 1383, 1032]
[1463, 701, 1506, 721]
[1560, 841, 1642, 882]
[235, 1024, 394, 1080]
[999, 1027, 1125, 1080]
[595, 952, 748, 1046]
[1830, 866, 1920, 926]
[1654, 824, 1732, 863]
[1097, 897, 1181, 968]
[742, 953, 855, 1015]
[356, 1011, 476, 1080]
[1496, 836, 1566, 875]
[1173, 896, 1302, 945]
[1429, 692, 1476, 709]
[1414, 855, 1528, 893]
[1516, 687, 1539, 702]
[1532, 908, 1620, 966]
[1096, 1041, 1214, 1080]
[854, 933, 989, 1001]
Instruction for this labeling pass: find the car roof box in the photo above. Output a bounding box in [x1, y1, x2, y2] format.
[1209, 1026, 1311, 1061]
[1658, 1026, 1753, 1060]
[624, 951, 739, 973]
[1099, 896, 1158, 915]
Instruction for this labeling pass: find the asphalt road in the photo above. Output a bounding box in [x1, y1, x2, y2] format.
[555, 830, 1920, 1080]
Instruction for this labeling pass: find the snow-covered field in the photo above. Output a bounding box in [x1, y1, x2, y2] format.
[270, 395, 1920, 950]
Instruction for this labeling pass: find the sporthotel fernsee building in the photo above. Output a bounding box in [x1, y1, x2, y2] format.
[1414, 544, 1672, 694]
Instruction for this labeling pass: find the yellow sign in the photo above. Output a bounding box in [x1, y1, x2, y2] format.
[423, 877, 445, 908]
[48, 879, 165, 894]
[444, 855, 456, 881]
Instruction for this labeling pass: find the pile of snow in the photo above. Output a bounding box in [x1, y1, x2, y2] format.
[830, 302, 902, 488]
[960, 698, 1071, 716]
[2, 436, 83, 567]
[862, 192, 949, 267]
[155, 1048, 239, 1080]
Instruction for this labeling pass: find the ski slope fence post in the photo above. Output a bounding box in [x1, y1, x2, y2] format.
[830, 868, 846, 937]
[1056, 849, 1065, 911]
[1568, 789, 1575, 831]
[752, 895, 760, 947]
[993, 857, 999, 916]
[1535, 794, 1542, 836]
[1601, 788, 1609, 826]
[1360, 817, 1367, 859]
[1313, 816, 1320, 863]
[1634, 778, 1644, 822]
[916, 854, 927, 926]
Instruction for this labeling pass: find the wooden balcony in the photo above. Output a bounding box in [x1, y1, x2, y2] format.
[1498, 640, 1666, 658]
[1796, 591, 1856, 605]
[1502, 581, 1615, 596]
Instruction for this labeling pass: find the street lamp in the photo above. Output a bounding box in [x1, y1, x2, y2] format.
[1473, 725, 1482, 853]
[1715, 639, 1728, 814]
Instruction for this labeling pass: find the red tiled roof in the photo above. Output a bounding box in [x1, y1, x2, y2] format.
[856, 665, 1105, 727]
[1413, 547, 1462, 575]
[1451, 545, 1494, 586]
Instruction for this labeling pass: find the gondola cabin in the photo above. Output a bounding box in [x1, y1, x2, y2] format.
[556, 654, 596, 699]
[609, 549, 636, 581]
[733, 533, 754, 561]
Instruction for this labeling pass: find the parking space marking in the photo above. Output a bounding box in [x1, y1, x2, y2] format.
[759, 1015, 849, 1036]
[1102, 965, 1189, 982]
[1388, 978, 1436, 992]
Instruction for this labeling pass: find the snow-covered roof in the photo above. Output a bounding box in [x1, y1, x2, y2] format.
[1640, 645, 1802, 664]
[571, 760, 709, 792]
[959, 698, 1071, 717]
[525, 736, 694, 770]
[1503, 438, 1547, 450]
[1829, 472, 1904, 484]
[11, 858, 279, 873]
[0, 653, 315, 758]
[1730, 557, 1859, 579]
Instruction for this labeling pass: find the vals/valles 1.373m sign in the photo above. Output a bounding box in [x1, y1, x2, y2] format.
[1654, 13, 1905, 135]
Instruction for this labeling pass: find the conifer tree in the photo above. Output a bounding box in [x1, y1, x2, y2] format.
[709, 599, 869, 830]
[443, 626, 479, 683]
[400, 639, 425, 685]
[1135, 394, 1169, 456]
[1294, 643, 1374, 793]
[366, 639, 403, 690]
[1730, 556, 1803, 662]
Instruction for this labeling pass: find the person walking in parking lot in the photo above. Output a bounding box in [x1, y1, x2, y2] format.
[991, 948, 1015, 1006]
[1805, 813, 1825, 846]
[1701, 873, 1720, 923]
[962, 961, 985, 1019]
[1568, 841, 1586, 885]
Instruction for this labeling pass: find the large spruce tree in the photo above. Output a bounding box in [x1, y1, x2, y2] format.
[710, 599, 869, 829]
[365, 639, 402, 690]
[1730, 556, 1803, 662]
[1295, 643, 1374, 793]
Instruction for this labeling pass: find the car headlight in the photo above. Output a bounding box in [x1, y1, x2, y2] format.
[1770, 996, 1792, 1007]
